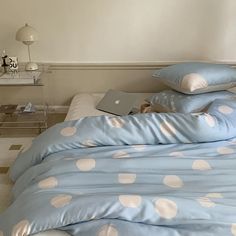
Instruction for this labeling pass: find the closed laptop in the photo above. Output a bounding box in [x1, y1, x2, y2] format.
[96, 90, 138, 116]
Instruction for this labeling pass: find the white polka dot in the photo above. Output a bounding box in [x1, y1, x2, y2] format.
[205, 193, 223, 199]
[0, 230, 3, 236]
[98, 225, 119, 236]
[169, 152, 184, 157]
[163, 175, 184, 188]
[108, 117, 125, 128]
[181, 73, 208, 92]
[229, 139, 236, 145]
[76, 159, 96, 171]
[60, 127, 77, 137]
[160, 121, 176, 137]
[113, 151, 130, 159]
[192, 160, 212, 171]
[132, 145, 146, 151]
[197, 197, 215, 208]
[217, 147, 234, 155]
[38, 177, 58, 189]
[218, 105, 234, 115]
[12, 220, 30, 236]
[231, 224, 236, 236]
[119, 195, 142, 208]
[82, 139, 96, 147]
[50, 194, 72, 208]
[204, 114, 216, 127]
[155, 198, 178, 219]
[118, 173, 136, 184]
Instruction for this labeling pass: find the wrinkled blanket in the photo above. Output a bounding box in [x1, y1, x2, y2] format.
[0, 98, 236, 236]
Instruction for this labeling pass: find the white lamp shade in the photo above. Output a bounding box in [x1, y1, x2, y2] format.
[16, 23, 39, 44]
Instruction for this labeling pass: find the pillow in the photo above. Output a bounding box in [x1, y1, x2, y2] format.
[65, 93, 113, 121]
[207, 98, 236, 123]
[148, 90, 235, 113]
[153, 62, 236, 94]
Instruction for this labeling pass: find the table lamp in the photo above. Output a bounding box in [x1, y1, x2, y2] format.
[16, 23, 39, 71]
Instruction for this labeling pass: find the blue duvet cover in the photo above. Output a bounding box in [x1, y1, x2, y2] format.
[0, 99, 236, 236]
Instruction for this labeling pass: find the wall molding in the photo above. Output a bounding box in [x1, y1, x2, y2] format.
[47, 61, 236, 71]
[17, 61, 236, 71]
[19, 62, 168, 72]
[48, 62, 170, 71]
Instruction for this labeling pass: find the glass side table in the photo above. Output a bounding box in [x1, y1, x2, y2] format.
[0, 70, 48, 135]
[0, 105, 48, 134]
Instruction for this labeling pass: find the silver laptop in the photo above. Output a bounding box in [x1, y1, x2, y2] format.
[96, 90, 138, 116]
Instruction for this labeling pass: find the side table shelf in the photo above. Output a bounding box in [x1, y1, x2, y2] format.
[0, 105, 48, 134]
[0, 71, 42, 86]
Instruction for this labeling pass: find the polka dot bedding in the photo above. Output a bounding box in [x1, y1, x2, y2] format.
[1, 99, 236, 236]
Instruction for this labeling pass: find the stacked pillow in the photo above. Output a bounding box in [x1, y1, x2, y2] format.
[149, 62, 236, 113]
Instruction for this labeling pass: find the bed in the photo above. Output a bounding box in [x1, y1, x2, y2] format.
[0, 93, 236, 236]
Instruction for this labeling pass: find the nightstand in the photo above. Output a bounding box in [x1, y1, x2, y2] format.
[0, 71, 48, 135]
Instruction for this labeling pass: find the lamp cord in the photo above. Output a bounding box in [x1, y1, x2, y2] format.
[27, 45, 32, 62]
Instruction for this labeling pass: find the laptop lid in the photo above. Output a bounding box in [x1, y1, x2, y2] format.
[96, 90, 138, 116]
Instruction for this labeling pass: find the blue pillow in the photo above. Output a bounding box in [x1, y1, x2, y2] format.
[153, 62, 236, 94]
[148, 90, 235, 113]
[208, 98, 236, 125]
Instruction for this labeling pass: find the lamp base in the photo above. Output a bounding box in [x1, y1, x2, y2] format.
[25, 62, 38, 71]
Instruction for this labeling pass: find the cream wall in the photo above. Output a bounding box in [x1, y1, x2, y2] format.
[0, 66, 166, 105]
[1, 0, 236, 63]
[1, 0, 236, 105]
